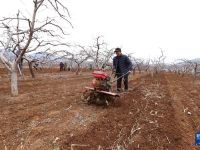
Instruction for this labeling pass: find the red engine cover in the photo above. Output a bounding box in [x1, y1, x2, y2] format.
[92, 79, 95, 87]
[93, 71, 107, 79]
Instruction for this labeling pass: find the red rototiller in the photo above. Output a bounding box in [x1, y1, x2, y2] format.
[81, 70, 129, 105]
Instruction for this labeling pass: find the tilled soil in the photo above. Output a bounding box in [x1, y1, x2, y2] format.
[0, 68, 200, 150]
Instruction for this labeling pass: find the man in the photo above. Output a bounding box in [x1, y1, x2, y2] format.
[34, 61, 39, 71]
[89, 63, 92, 70]
[60, 62, 64, 71]
[16, 48, 24, 72]
[64, 62, 67, 71]
[113, 48, 132, 92]
[68, 65, 71, 71]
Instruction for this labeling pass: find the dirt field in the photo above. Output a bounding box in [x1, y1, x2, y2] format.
[1, 68, 200, 150]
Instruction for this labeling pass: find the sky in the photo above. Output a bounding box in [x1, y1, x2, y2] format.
[1, 0, 200, 63]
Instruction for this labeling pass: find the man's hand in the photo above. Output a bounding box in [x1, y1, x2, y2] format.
[113, 69, 116, 73]
[128, 70, 131, 74]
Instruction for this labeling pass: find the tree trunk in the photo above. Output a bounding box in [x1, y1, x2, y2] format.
[139, 69, 141, 74]
[156, 70, 158, 74]
[11, 65, 18, 96]
[28, 62, 35, 78]
[79, 68, 83, 75]
[193, 68, 196, 81]
[145, 69, 148, 74]
[70, 63, 73, 70]
[133, 68, 135, 75]
[146, 69, 150, 74]
[151, 71, 154, 77]
[76, 64, 80, 75]
[193, 73, 196, 81]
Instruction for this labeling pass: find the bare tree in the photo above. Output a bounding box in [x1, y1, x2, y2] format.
[132, 63, 137, 75]
[78, 36, 115, 71]
[70, 48, 89, 75]
[149, 48, 166, 77]
[174, 61, 191, 77]
[143, 59, 150, 74]
[171, 63, 180, 74]
[180, 63, 190, 77]
[127, 53, 136, 75]
[180, 59, 200, 81]
[128, 53, 150, 75]
[133, 58, 144, 74]
[22, 48, 70, 77]
[154, 49, 166, 74]
[0, 0, 72, 96]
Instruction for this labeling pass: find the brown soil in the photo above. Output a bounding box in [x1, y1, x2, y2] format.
[0, 68, 200, 150]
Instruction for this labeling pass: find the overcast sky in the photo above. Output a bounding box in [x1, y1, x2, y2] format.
[1, 0, 200, 63]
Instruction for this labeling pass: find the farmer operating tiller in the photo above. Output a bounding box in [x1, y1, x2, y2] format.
[113, 48, 132, 92]
[81, 48, 132, 105]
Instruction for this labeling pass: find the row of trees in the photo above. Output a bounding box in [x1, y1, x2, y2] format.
[0, 0, 72, 96]
[1, 1, 200, 97]
[0, 0, 117, 96]
[128, 49, 166, 76]
[168, 59, 200, 81]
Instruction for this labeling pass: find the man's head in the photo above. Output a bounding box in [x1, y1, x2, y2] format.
[114, 48, 121, 57]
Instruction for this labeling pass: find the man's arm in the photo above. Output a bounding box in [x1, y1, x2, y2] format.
[125, 55, 133, 72]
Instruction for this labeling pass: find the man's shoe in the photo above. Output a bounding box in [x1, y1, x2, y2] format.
[117, 89, 121, 92]
[124, 89, 128, 92]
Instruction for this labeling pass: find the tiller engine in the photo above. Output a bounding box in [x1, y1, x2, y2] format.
[81, 71, 119, 105]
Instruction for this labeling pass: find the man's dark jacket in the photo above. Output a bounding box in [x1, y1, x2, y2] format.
[113, 54, 132, 76]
